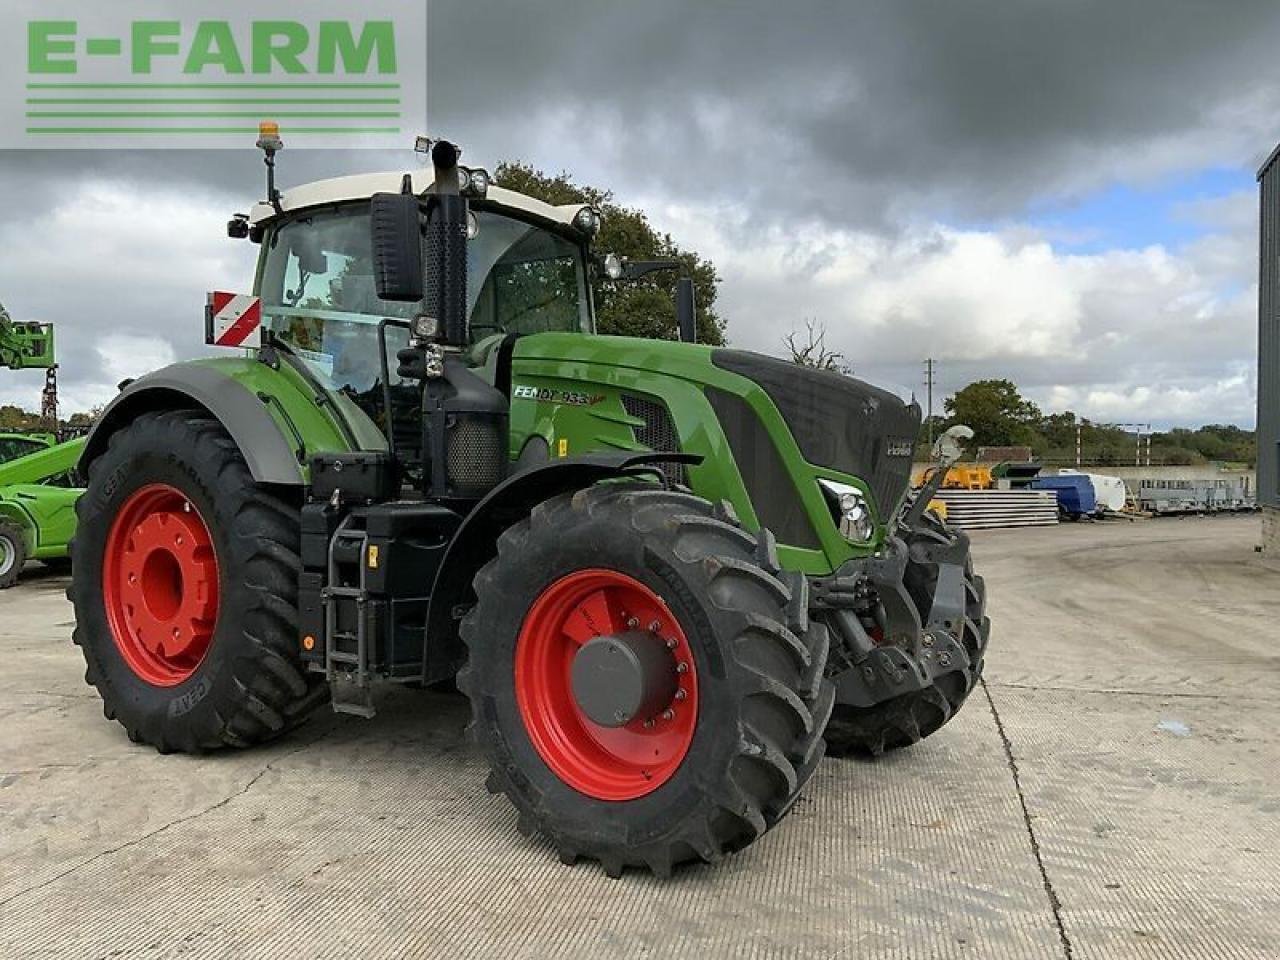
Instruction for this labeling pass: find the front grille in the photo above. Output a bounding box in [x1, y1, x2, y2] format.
[622, 394, 686, 486]
[712, 350, 921, 520]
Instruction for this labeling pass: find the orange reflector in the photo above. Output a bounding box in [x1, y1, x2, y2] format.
[302, 635, 315, 651]
[259, 120, 280, 138]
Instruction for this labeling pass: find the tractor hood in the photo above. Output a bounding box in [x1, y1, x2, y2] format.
[510, 333, 922, 548]
[710, 350, 922, 525]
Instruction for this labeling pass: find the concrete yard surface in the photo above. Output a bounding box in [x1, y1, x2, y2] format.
[0, 515, 1276, 958]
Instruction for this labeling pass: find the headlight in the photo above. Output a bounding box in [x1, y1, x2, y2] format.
[456, 167, 471, 192]
[468, 168, 490, 197]
[603, 252, 624, 279]
[817, 479, 876, 543]
[466, 211, 480, 239]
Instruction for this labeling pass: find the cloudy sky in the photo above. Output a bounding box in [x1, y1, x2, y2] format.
[1, 0, 1276, 428]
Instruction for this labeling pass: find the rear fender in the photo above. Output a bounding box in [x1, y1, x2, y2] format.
[421, 452, 701, 683]
[81, 362, 332, 485]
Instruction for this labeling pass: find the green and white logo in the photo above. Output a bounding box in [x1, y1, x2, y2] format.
[3, 1, 426, 149]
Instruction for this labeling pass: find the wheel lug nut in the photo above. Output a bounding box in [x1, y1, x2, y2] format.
[643, 719, 655, 729]
[675, 689, 687, 701]
[665, 638, 677, 650]
[648, 620, 662, 633]
[676, 662, 688, 674]
[626, 617, 639, 629]
[662, 709, 675, 721]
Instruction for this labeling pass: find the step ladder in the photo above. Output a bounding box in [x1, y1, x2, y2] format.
[323, 518, 376, 718]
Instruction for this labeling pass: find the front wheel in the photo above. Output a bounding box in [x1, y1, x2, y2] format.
[70, 410, 327, 752]
[460, 485, 834, 877]
[0, 519, 27, 589]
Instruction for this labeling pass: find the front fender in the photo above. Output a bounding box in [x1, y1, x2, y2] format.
[421, 452, 701, 682]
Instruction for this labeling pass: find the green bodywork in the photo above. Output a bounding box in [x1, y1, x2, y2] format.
[503, 334, 879, 575]
[125, 336, 881, 577]
[0, 436, 84, 563]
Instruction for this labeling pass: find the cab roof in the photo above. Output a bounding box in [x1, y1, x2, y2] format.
[248, 170, 591, 230]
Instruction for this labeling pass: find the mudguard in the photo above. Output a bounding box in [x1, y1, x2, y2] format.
[421, 451, 701, 682]
[81, 363, 308, 485]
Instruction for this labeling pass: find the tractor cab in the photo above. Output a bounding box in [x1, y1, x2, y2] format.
[244, 163, 600, 396]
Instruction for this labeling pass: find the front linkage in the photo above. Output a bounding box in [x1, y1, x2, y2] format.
[810, 434, 991, 755]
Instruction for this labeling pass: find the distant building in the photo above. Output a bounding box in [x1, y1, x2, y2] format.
[1259, 144, 1280, 554]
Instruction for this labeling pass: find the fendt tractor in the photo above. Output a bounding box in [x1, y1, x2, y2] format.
[69, 126, 989, 876]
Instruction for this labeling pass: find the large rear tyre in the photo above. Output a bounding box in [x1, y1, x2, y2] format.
[0, 519, 27, 589]
[460, 484, 834, 877]
[69, 410, 327, 753]
[825, 514, 990, 757]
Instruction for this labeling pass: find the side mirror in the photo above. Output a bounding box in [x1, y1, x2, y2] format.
[371, 190, 423, 302]
[676, 277, 697, 343]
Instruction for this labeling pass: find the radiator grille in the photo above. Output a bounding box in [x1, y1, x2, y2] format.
[621, 394, 685, 486]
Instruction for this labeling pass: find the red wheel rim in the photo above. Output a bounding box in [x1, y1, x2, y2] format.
[515, 569, 699, 801]
[103, 484, 220, 687]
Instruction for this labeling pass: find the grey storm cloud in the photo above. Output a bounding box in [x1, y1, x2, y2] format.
[427, 0, 1280, 223]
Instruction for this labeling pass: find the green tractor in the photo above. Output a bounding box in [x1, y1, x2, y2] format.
[69, 131, 989, 876]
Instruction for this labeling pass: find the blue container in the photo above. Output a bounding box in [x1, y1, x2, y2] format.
[1031, 475, 1097, 517]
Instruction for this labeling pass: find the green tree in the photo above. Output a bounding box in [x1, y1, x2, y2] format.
[943, 379, 1041, 448]
[493, 162, 726, 345]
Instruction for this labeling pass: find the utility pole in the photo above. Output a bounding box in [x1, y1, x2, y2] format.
[1076, 418, 1082, 468]
[1112, 423, 1151, 468]
[923, 358, 936, 448]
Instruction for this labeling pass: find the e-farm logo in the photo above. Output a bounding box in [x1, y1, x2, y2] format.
[2, 2, 426, 149]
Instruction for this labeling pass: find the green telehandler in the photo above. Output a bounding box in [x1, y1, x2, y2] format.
[69, 129, 989, 876]
[0, 306, 81, 587]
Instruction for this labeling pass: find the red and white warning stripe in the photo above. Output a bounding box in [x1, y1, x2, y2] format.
[205, 291, 262, 348]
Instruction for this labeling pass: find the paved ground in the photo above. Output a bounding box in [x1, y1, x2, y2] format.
[0, 514, 1276, 959]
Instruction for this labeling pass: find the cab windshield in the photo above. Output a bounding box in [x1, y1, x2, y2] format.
[258, 204, 591, 392]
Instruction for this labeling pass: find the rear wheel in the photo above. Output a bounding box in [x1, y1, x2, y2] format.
[0, 519, 26, 589]
[70, 410, 327, 752]
[460, 484, 834, 877]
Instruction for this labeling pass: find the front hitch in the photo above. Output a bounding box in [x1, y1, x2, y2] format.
[812, 525, 974, 709]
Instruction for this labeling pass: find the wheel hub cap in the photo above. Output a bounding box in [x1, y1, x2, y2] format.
[515, 569, 699, 801]
[103, 484, 220, 687]
[571, 631, 679, 728]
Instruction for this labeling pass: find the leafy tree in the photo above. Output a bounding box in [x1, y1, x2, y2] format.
[0, 405, 43, 431]
[493, 162, 726, 345]
[943, 379, 1041, 448]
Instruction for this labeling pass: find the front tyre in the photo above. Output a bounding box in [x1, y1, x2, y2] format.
[460, 485, 834, 877]
[0, 518, 27, 589]
[70, 410, 327, 753]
